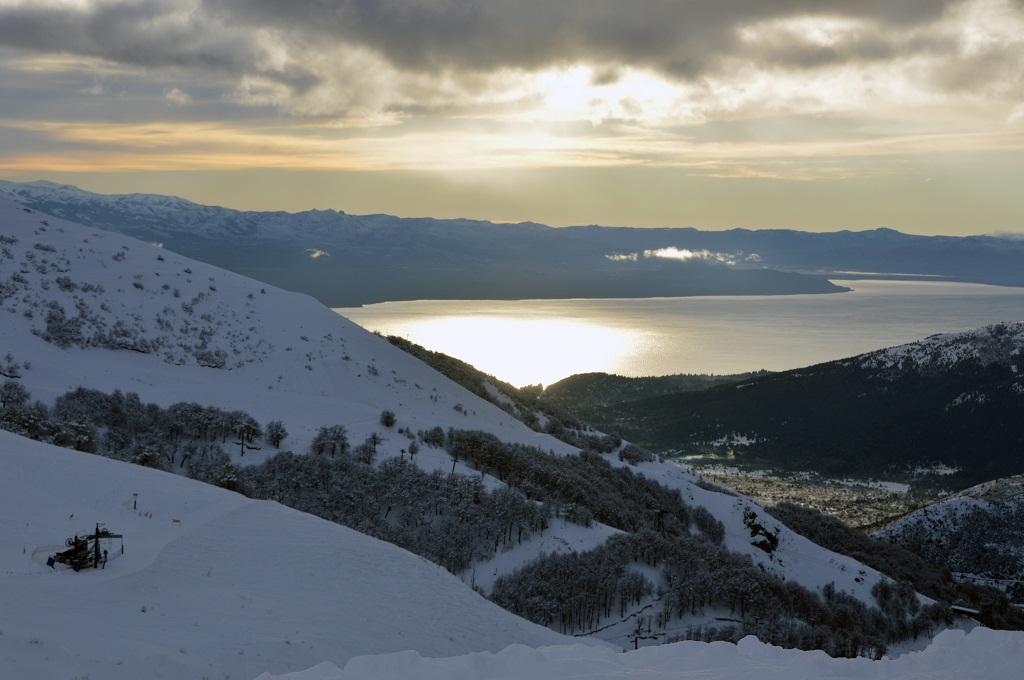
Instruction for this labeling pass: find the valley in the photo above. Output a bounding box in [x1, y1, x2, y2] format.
[681, 464, 937, 530]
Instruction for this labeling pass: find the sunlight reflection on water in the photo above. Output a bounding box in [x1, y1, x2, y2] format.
[361, 315, 643, 387]
[337, 280, 1024, 387]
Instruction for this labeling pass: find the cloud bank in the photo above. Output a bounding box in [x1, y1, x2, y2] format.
[0, 0, 1020, 122]
[0, 0, 1022, 233]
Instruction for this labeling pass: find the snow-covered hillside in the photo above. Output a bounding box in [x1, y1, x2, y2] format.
[878, 475, 1024, 540]
[0, 193, 890, 597]
[0, 430, 572, 679]
[876, 475, 1024, 599]
[857, 322, 1024, 376]
[0, 195, 570, 459]
[0, 192, 951, 653]
[259, 627, 1021, 680]
[624, 458, 888, 605]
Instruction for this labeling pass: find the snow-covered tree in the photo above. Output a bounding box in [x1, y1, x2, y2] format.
[265, 420, 287, 448]
[311, 424, 349, 457]
[0, 379, 29, 410]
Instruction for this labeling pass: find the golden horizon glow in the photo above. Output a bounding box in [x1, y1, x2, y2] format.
[2, 115, 1021, 177]
[0, 0, 1022, 232]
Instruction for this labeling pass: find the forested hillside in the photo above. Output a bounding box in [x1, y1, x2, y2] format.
[584, 323, 1024, 485]
[769, 503, 1024, 628]
[876, 476, 1024, 602]
[542, 371, 763, 421]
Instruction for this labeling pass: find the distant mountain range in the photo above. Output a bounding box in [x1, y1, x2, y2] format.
[552, 322, 1024, 485]
[5, 179, 1024, 306]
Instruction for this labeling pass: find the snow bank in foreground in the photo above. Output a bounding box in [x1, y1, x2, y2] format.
[258, 627, 1022, 680]
[0, 431, 572, 680]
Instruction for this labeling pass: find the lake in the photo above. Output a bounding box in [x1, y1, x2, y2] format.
[336, 280, 1024, 387]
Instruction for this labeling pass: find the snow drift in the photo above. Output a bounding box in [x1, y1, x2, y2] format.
[257, 626, 1022, 680]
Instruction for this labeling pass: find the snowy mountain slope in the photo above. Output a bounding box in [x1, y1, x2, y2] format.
[875, 475, 1024, 599]
[856, 322, 1024, 374]
[369, 341, 917, 611]
[0, 194, 574, 461]
[447, 440, 897, 614]
[879, 474, 1024, 535]
[461, 447, 912, 651]
[258, 627, 1023, 680]
[0, 430, 575, 680]
[613, 455, 889, 606]
[0, 192, 944, 648]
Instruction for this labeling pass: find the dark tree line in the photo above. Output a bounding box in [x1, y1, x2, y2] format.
[243, 452, 549, 573]
[0, 382, 264, 477]
[491, 540, 654, 634]
[769, 502, 1024, 629]
[493, 532, 952, 658]
[0, 381, 549, 573]
[445, 430, 724, 543]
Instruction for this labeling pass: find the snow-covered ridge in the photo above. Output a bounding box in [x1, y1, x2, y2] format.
[257, 627, 1021, 680]
[875, 475, 1024, 597]
[2, 206, 274, 369]
[0, 194, 571, 458]
[877, 474, 1024, 539]
[949, 474, 1024, 503]
[855, 322, 1024, 373]
[0, 179, 508, 242]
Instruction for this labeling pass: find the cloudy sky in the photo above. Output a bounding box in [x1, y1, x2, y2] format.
[1, 0, 1022, 233]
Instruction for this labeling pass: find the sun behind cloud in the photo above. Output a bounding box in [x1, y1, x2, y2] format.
[0, 0, 1022, 232]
